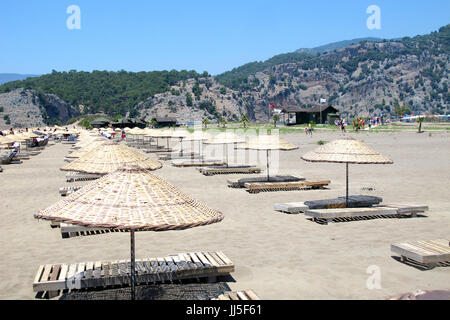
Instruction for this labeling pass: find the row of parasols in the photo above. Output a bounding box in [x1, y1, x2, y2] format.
[35, 129, 393, 299]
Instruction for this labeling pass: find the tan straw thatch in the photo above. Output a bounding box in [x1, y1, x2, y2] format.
[301, 137, 393, 164]
[238, 135, 298, 151]
[61, 143, 162, 174]
[204, 131, 245, 144]
[35, 166, 224, 231]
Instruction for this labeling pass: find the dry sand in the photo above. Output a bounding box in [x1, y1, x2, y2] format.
[0, 130, 449, 300]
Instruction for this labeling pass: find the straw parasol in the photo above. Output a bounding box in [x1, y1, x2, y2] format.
[184, 130, 212, 159]
[237, 135, 298, 181]
[301, 137, 393, 206]
[35, 166, 224, 299]
[203, 132, 245, 167]
[61, 143, 162, 174]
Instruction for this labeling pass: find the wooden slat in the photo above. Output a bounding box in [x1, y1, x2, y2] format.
[236, 291, 249, 300]
[244, 290, 261, 300]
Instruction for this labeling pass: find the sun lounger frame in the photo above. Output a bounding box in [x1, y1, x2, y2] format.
[33, 251, 235, 297]
[391, 239, 450, 265]
[305, 204, 428, 224]
[199, 166, 262, 176]
[244, 180, 330, 194]
[213, 289, 261, 300]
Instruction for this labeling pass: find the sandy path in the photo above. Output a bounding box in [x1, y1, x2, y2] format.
[0, 130, 449, 300]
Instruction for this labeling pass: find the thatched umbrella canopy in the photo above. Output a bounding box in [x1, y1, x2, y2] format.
[184, 131, 212, 159]
[301, 137, 393, 205]
[203, 132, 245, 167]
[66, 140, 106, 159]
[35, 166, 223, 299]
[237, 135, 298, 180]
[61, 143, 162, 174]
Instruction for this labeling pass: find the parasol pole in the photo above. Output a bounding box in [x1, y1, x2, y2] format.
[346, 163, 349, 207]
[179, 137, 184, 156]
[130, 230, 136, 300]
[266, 149, 270, 181]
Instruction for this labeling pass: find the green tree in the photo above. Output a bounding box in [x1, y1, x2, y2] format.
[416, 117, 424, 133]
[202, 118, 209, 129]
[185, 93, 193, 107]
[273, 114, 279, 127]
[241, 115, 249, 128]
[221, 119, 228, 128]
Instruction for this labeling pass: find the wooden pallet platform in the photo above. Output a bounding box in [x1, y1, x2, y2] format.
[199, 166, 262, 176]
[59, 186, 82, 197]
[305, 204, 428, 224]
[65, 172, 103, 182]
[172, 160, 225, 167]
[33, 251, 235, 296]
[213, 289, 261, 300]
[245, 180, 330, 194]
[275, 195, 383, 214]
[391, 239, 450, 265]
[228, 175, 304, 188]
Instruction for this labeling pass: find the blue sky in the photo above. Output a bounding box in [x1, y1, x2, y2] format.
[0, 0, 448, 75]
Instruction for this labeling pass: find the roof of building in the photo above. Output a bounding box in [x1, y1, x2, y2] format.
[281, 105, 340, 113]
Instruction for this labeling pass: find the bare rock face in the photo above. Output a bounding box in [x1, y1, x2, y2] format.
[0, 89, 45, 129]
[0, 89, 79, 130]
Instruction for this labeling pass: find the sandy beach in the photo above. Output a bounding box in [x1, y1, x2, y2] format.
[0, 130, 449, 300]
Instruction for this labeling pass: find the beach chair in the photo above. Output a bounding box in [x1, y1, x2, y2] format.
[274, 195, 383, 214]
[391, 239, 450, 267]
[244, 180, 330, 194]
[172, 159, 225, 167]
[228, 175, 305, 188]
[33, 251, 235, 298]
[1, 150, 21, 165]
[59, 186, 83, 197]
[65, 172, 104, 182]
[198, 165, 262, 176]
[213, 289, 261, 300]
[305, 204, 428, 224]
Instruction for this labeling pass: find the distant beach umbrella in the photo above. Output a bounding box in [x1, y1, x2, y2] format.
[236, 135, 298, 181]
[61, 142, 162, 174]
[301, 137, 393, 206]
[34, 166, 223, 300]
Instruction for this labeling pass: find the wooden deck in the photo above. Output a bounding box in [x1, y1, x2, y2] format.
[33, 251, 235, 297]
[244, 180, 330, 194]
[305, 204, 428, 224]
[213, 289, 260, 300]
[199, 166, 262, 176]
[391, 239, 450, 265]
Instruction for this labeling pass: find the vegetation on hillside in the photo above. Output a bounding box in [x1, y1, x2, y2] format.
[0, 70, 207, 118]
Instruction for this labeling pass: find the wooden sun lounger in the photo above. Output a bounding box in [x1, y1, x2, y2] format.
[33, 251, 235, 297]
[391, 239, 450, 265]
[142, 148, 172, 153]
[199, 166, 262, 176]
[172, 159, 225, 167]
[245, 180, 330, 194]
[63, 157, 75, 163]
[275, 195, 383, 214]
[158, 153, 203, 161]
[62, 141, 77, 144]
[66, 172, 103, 182]
[59, 186, 82, 196]
[213, 289, 261, 300]
[228, 175, 305, 188]
[305, 204, 428, 224]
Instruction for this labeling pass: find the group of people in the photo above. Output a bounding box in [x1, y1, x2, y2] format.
[335, 119, 347, 132]
[304, 123, 313, 136]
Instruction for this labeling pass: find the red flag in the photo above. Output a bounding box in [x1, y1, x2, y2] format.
[270, 104, 276, 109]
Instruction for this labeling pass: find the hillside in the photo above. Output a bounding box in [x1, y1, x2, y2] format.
[0, 25, 448, 126]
